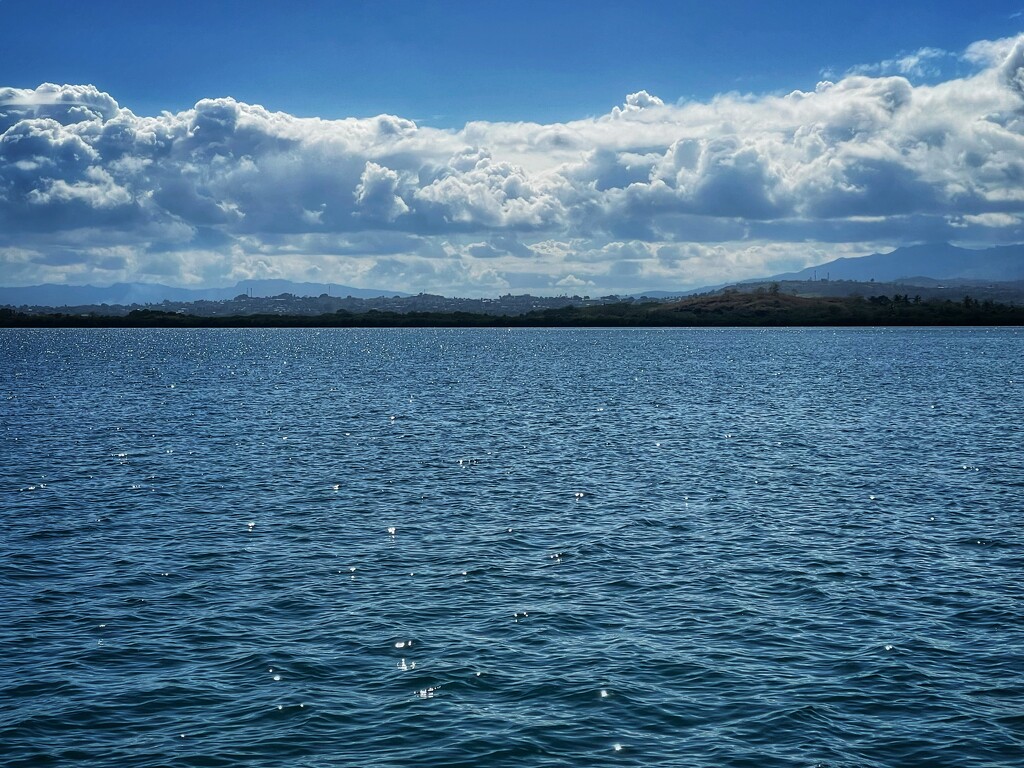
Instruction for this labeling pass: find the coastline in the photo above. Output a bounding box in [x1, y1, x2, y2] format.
[3, 294, 1023, 328]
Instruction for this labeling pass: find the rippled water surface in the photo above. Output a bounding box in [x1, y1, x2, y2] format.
[2, 328, 1023, 767]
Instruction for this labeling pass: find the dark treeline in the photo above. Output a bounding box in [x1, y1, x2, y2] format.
[2, 293, 1023, 328]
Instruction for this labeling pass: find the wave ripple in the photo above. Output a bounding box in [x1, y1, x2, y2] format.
[2, 328, 1022, 767]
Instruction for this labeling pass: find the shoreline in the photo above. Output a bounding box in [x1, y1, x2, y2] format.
[4, 293, 1024, 328]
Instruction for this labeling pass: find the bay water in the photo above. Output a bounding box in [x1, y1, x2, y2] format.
[2, 328, 1022, 767]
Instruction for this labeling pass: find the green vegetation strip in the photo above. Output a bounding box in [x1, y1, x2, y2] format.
[3, 293, 1022, 328]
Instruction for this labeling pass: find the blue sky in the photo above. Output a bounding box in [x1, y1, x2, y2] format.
[3, 0, 1020, 125]
[2, 1, 1024, 294]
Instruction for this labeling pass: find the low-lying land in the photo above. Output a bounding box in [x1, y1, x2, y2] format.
[3, 291, 1022, 327]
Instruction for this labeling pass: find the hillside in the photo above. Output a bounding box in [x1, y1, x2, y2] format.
[726, 277, 1024, 305]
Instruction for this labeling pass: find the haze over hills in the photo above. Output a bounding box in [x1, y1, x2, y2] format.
[0, 280, 408, 308]
[3, 244, 1024, 308]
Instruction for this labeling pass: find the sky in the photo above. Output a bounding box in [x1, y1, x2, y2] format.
[1, 1, 1024, 295]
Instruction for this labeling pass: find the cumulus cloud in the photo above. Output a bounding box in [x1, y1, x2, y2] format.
[963, 35, 1023, 67]
[553, 274, 596, 289]
[354, 161, 409, 221]
[1000, 37, 1024, 98]
[3, 34, 1024, 294]
[609, 90, 666, 118]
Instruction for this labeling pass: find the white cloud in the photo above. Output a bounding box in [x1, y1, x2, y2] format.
[553, 274, 596, 289]
[28, 166, 132, 208]
[847, 47, 953, 79]
[963, 35, 1023, 67]
[957, 212, 1023, 228]
[2, 34, 1024, 294]
[1000, 37, 1024, 98]
[354, 161, 409, 222]
[610, 90, 666, 118]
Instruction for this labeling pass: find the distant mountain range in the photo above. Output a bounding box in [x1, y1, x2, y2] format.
[0, 279, 407, 307]
[767, 243, 1024, 283]
[634, 243, 1024, 298]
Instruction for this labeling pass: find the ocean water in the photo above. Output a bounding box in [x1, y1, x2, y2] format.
[1, 327, 1022, 768]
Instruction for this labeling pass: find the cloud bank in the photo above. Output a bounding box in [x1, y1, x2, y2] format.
[3, 36, 1024, 295]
